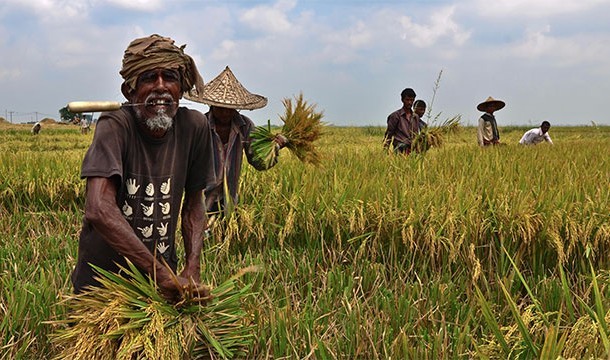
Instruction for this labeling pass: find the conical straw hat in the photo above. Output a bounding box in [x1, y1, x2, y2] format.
[186, 66, 267, 110]
[477, 96, 505, 112]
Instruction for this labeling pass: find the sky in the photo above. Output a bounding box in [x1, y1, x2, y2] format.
[1, 0, 610, 127]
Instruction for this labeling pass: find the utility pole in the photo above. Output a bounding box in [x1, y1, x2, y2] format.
[8, 111, 14, 124]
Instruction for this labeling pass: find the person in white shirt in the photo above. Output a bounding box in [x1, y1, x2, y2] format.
[519, 121, 553, 145]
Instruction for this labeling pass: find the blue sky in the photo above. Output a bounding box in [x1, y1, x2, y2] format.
[1, 0, 610, 126]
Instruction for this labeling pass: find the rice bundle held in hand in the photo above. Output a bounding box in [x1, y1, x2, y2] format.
[49, 261, 256, 360]
[410, 115, 461, 154]
[251, 92, 324, 167]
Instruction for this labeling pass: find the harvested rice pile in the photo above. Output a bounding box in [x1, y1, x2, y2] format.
[250, 93, 324, 167]
[49, 261, 257, 360]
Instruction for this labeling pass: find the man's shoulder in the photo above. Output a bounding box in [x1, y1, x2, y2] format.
[176, 107, 209, 129]
[177, 106, 206, 120]
[97, 108, 133, 129]
[525, 128, 541, 135]
[388, 108, 404, 120]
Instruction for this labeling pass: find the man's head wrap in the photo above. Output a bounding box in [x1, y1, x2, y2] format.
[119, 34, 205, 99]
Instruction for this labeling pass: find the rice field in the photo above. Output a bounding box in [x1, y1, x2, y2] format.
[1, 121, 609, 359]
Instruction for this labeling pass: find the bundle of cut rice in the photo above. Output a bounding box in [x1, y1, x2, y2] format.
[49, 261, 257, 360]
[410, 115, 461, 154]
[250, 93, 324, 167]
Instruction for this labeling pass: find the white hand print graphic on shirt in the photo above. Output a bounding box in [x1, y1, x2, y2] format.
[122, 201, 133, 216]
[145, 183, 155, 196]
[157, 222, 168, 236]
[137, 224, 153, 238]
[126, 179, 140, 195]
[160, 178, 171, 195]
[142, 203, 154, 217]
[157, 242, 169, 254]
[159, 202, 170, 215]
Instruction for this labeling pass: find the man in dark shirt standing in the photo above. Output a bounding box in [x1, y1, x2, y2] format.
[71, 34, 215, 302]
[383, 88, 424, 154]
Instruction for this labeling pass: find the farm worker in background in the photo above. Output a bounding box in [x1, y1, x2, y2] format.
[31, 122, 41, 134]
[71, 34, 215, 302]
[80, 117, 90, 134]
[519, 121, 553, 145]
[383, 87, 425, 154]
[476, 96, 505, 146]
[413, 99, 428, 129]
[187, 66, 287, 216]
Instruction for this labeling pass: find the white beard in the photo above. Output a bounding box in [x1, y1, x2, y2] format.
[135, 93, 175, 132]
[145, 109, 173, 132]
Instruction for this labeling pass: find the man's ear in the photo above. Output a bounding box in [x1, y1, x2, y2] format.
[121, 83, 133, 100]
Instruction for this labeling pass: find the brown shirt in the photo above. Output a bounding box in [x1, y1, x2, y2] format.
[72, 106, 215, 292]
[205, 111, 277, 211]
[384, 107, 423, 148]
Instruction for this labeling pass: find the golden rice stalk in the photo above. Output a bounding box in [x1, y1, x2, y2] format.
[410, 115, 461, 154]
[251, 92, 324, 167]
[48, 261, 257, 359]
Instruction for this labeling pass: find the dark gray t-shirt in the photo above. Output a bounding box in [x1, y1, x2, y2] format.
[71, 106, 215, 292]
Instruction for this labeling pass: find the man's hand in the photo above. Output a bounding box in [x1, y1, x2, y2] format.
[273, 134, 289, 149]
[157, 272, 211, 304]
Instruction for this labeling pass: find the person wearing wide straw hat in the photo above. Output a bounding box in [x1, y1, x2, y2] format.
[187, 66, 287, 215]
[476, 96, 505, 146]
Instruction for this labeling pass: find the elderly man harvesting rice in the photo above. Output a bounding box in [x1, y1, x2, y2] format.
[71, 34, 215, 302]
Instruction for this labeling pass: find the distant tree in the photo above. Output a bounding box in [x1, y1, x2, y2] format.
[59, 106, 80, 124]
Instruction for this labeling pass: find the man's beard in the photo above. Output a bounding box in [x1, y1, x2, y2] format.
[135, 93, 175, 132]
[144, 109, 173, 132]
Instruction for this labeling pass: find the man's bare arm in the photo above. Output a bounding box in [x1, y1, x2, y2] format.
[179, 189, 206, 281]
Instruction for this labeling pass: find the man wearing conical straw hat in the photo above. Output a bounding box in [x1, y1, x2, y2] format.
[187, 66, 287, 215]
[476, 96, 505, 146]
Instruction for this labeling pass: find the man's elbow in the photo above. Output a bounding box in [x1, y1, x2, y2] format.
[84, 199, 114, 225]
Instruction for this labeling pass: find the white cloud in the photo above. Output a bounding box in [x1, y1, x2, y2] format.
[240, 0, 296, 34]
[399, 6, 471, 48]
[510, 25, 610, 70]
[472, 0, 608, 17]
[105, 0, 164, 12]
[0, 68, 21, 81]
[210, 39, 237, 61]
[3, 0, 89, 20]
[316, 20, 372, 64]
[345, 21, 372, 48]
